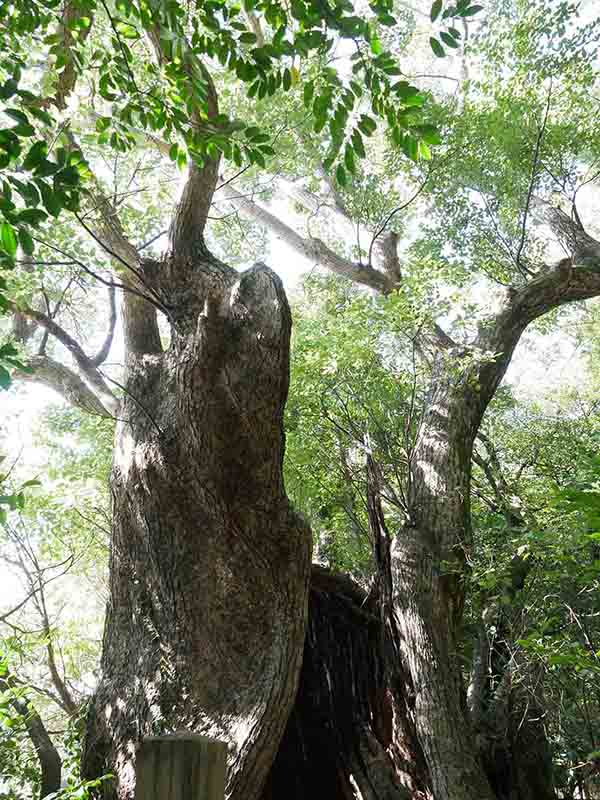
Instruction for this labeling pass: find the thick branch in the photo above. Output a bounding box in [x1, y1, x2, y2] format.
[65, 133, 162, 357]
[407, 211, 600, 581]
[11, 303, 116, 408]
[377, 231, 402, 284]
[281, 180, 405, 286]
[40, 0, 162, 365]
[479, 261, 600, 401]
[281, 179, 355, 231]
[533, 197, 600, 262]
[149, 26, 221, 257]
[54, 2, 93, 110]
[315, 162, 353, 219]
[21, 355, 113, 417]
[245, 11, 265, 47]
[219, 183, 393, 293]
[91, 285, 117, 366]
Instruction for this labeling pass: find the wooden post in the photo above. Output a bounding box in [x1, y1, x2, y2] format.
[135, 735, 227, 800]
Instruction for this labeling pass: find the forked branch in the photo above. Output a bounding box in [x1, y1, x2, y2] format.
[149, 25, 221, 258]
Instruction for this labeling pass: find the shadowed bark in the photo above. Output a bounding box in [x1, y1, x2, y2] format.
[262, 566, 428, 800]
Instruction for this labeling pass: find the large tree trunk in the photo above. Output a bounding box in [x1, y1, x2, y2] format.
[83, 261, 312, 800]
[385, 287, 554, 800]
[386, 351, 500, 800]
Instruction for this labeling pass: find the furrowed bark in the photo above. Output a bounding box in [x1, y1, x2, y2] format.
[366, 460, 432, 800]
[83, 261, 312, 800]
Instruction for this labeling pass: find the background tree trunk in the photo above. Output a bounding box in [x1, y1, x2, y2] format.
[0, 671, 62, 799]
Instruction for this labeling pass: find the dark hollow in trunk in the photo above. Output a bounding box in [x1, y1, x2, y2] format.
[262, 566, 429, 800]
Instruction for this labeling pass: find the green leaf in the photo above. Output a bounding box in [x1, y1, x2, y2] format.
[430, 0, 443, 21]
[37, 181, 62, 217]
[335, 163, 347, 187]
[95, 116, 111, 133]
[402, 135, 419, 161]
[314, 115, 327, 134]
[418, 140, 432, 160]
[303, 80, 315, 108]
[18, 208, 46, 226]
[12, 123, 35, 137]
[344, 144, 356, 174]
[349, 80, 363, 98]
[352, 130, 365, 158]
[440, 31, 460, 48]
[17, 227, 34, 255]
[0, 79, 18, 100]
[429, 37, 445, 57]
[0, 366, 10, 390]
[357, 115, 377, 136]
[459, 4, 483, 17]
[9, 178, 40, 207]
[115, 21, 140, 39]
[415, 124, 442, 145]
[20, 478, 41, 489]
[22, 140, 47, 171]
[0, 223, 17, 257]
[4, 108, 29, 126]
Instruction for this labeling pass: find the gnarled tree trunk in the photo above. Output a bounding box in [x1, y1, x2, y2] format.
[83, 259, 312, 799]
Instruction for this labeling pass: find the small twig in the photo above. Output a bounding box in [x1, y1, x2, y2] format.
[31, 235, 171, 316]
[515, 83, 553, 275]
[367, 175, 430, 267]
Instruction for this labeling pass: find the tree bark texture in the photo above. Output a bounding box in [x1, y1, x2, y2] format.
[83, 258, 312, 800]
